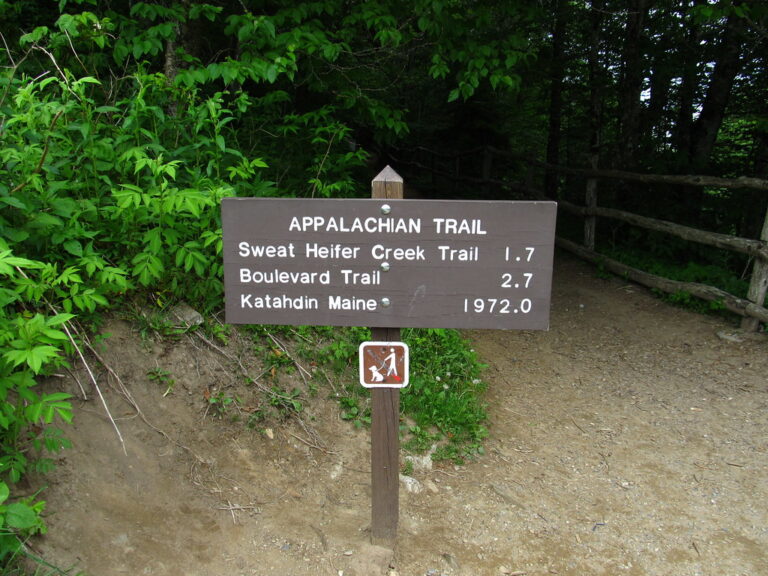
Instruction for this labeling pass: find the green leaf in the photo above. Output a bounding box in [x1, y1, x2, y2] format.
[20, 26, 49, 46]
[0, 251, 43, 275]
[266, 65, 278, 83]
[46, 313, 75, 327]
[0, 288, 20, 307]
[4, 346, 61, 374]
[5, 502, 38, 530]
[131, 252, 164, 286]
[63, 240, 83, 257]
[30, 213, 64, 229]
[0, 196, 28, 210]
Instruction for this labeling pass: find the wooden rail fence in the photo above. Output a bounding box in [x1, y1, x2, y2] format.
[392, 146, 768, 331]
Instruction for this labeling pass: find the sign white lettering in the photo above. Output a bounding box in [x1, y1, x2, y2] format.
[222, 198, 557, 329]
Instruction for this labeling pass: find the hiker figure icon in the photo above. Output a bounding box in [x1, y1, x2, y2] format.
[383, 347, 402, 382]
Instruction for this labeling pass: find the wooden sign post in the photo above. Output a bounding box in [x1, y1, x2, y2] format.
[221, 165, 558, 548]
[370, 167, 403, 546]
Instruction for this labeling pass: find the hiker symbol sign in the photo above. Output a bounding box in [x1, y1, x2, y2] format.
[359, 341, 409, 388]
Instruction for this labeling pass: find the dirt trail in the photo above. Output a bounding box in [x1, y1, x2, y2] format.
[34, 254, 768, 576]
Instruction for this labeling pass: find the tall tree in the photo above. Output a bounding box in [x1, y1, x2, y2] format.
[674, 0, 705, 170]
[587, 0, 605, 170]
[617, 0, 652, 169]
[688, 5, 748, 172]
[545, 0, 568, 197]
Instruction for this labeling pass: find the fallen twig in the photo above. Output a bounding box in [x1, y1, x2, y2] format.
[216, 501, 261, 525]
[317, 367, 338, 395]
[63, 366, 87, 400]
[570, 417, 587, 434]
[216, 503, 261, 512]
[287, 430, 338, 455]
[63, 320, 127, 454]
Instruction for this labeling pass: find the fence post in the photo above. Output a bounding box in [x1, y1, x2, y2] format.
[584, 178, 598, 251]
[741, 204, 768, 331]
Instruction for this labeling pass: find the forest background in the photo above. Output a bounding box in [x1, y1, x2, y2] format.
[0, 0, 766, 570]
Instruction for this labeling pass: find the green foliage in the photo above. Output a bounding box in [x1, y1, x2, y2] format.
[147, 367, 174, 397]
[262, 346, 294, 374]
[414, 1, 536, 102]
[605, 245, 752, 314]
[205, 390, 240, 419]
[338, 395, 368, 426]
[400, 328, 488, 463]
[268, 386, 304, 418]
[0, 248, 75, 561]
[300, 325, 488, 462]
[317, 327, 371, 372]
[0, 481, 47, 562]
[0, 10, 268, 568]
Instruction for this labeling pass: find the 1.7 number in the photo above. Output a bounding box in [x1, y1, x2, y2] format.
[505, 246, 535, 262]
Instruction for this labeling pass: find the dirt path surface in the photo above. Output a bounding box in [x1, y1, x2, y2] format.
[34, 254, 767, 576]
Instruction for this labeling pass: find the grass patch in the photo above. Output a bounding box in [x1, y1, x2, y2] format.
[275, 325, 488, 464]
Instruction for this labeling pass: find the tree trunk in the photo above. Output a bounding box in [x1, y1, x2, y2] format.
[584, 0, 604, 242]
[588, 0, 604, 166]
[675, 0, 702, 170]
[544, 0, 567, 198]
[164, 36, 179, 82]
[688, 9, 746, 171]
[617, 0, 651, 170]
[643, 8, 675, 158]
[680, 5, 746, 226]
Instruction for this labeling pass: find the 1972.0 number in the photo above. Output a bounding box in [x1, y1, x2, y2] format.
[463, 298, 532, 314]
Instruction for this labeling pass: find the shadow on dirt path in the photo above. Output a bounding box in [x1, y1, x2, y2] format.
[34, 253, 767, 576]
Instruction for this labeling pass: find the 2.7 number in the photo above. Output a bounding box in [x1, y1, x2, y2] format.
[501, 272, 533, 288]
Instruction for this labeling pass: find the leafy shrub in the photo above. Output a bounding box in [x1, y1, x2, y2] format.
[0, 251, 73, 560]
[1, 10, 372, 564]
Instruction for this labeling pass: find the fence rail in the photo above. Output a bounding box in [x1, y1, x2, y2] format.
[394, 145, 768, 331]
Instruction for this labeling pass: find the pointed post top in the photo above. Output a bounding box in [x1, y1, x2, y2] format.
[371, 165, 404, 200]
[372, 165, 403, 184]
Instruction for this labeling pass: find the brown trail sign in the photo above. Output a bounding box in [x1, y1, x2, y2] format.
[221, 165, 557, 547]
[222, 191, 556, 330]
